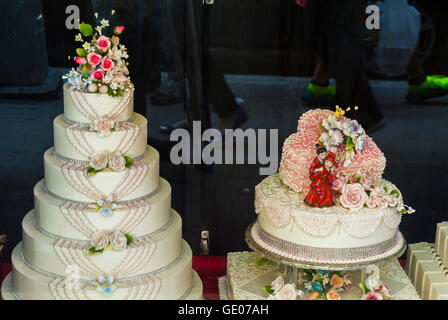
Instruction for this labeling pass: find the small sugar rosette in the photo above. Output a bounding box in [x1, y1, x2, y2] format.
[89, 151, 108, 171]
[275, 284, 297, 300]
[90, 231, 110, 251]
[108, 151, 126, 172]
[92, 118, 114, 137]
[330, 274, 344, 289]
[109, 230, 128, 251]
[339, 183, 368, 211]
[326, 288, 342, 300]
[362, 292, 384, 300]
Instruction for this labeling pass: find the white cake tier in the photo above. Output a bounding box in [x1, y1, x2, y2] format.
[5, 241, 201, 300]
[34, 179, 171, 240]
[256, 174, 402, 249]
[22, 210, 183, 280]
[44, 146, 159, 202]
[63, 82, 134, 123]
[54, 113, 147, 161]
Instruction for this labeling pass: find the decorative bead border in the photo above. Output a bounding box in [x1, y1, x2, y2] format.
[250, 221, 405, 266]
[63, 114, 136, 127]
[52, 146, 149, 166]
[43, 182, 160, 206]
[32, 213, 172, 244]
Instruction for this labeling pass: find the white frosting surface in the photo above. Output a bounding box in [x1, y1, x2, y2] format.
[54, 113, 147, 161]
[63, 82, 134, 123]
[22, 210, 182, 279]
[44, 146, 159, 202]
[256, 174, 401, 249]
[34, 179, 171, 240]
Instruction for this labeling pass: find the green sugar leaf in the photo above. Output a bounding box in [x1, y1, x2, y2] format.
[124, 156, 133, 168]
[255, 258, 270, 266]
[263, 286, 274, 295]
[79, 23, 93, 37]
[76, 48, 88, 57]
[125, 233, 133, 245]
[345, 137, 354, 150]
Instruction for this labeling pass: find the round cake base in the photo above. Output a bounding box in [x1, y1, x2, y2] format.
[246, 221, 406, 270]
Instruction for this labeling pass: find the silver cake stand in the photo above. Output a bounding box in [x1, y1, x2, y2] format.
[245, 221, 407, 284]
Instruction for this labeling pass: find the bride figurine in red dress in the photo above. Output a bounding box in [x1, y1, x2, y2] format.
[304, 146, 337, 208]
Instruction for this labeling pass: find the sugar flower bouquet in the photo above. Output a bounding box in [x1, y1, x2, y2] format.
[63, 10, 132, 97]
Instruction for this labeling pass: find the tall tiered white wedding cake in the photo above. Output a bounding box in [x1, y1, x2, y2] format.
[1, 16, 202, 300]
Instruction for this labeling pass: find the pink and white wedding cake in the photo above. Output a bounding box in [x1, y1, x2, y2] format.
[249, 107, 414, 266]
[1, 16, 202, 300]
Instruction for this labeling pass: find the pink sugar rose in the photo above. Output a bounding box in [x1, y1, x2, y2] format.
[92, 118, 114, 137]
[114, 25, 125, 35]
[91, 69, 105, 82]
[362, 292, 383, 300]
[74, 56, 86, 65]
[377, 197, 389, 209]
[101, 56, 115, 71]
[87, 52, 102, 66]
[366, 194, 378, 209]
[96, 36, 111, 52]
[339, 183, 368, 211]
[332, 176, 347, 191]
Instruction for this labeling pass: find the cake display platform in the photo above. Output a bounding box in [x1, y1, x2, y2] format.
[220, 252, 420, 300]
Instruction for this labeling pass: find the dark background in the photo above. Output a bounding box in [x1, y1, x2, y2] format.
[0, 0, 448, 262]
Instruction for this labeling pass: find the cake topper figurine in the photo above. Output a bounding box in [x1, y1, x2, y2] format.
[304, 146, 337, 208]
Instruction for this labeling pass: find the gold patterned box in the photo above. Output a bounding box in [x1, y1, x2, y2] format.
[405, 242, 448, 300]
[436, 222, 448, 267]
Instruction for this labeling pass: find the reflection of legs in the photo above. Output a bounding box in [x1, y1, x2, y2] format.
[311, 56, 330, 86]
[322, 0, 383, 130]
[406, 49, 426, 85]
[406, 47, 448, 103]
[207, 53, 239, 119]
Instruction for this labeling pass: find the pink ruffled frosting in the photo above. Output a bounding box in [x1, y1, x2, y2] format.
[279, 109, 386, 193]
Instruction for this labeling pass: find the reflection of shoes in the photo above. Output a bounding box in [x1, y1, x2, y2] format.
[406, 75, 448, 104]
[301, 83, 336, 107]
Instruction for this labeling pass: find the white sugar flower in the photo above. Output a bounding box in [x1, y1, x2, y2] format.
[95, 25, 102, 36]
[343, 119, 365, 139]
[355, 134, 367, 152]
[82, 42, 91, 51]
[100, 18, 109, 28]
[275, 284, 297, 300]
[328, 129, 344, 146]
[75, 33, 83, 42]
[271, 275, 284, 294]
[322, 115, 343, 131]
